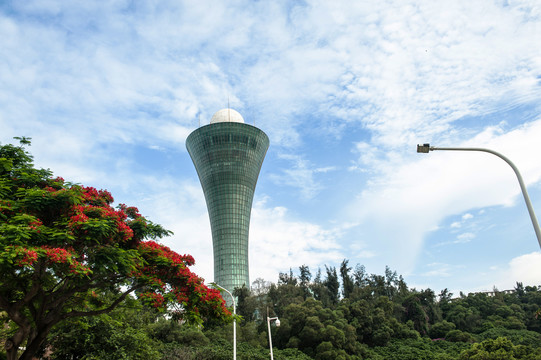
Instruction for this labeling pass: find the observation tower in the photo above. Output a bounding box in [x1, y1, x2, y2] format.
[186, 109, 269, 296]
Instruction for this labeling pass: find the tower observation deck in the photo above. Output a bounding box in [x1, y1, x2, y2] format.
[186, 109, 269, 296]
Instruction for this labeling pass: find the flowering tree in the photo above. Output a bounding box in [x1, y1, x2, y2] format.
[0, 139, 230, 360]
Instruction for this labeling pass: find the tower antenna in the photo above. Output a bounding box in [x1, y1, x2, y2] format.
[228, 96, 231, 122]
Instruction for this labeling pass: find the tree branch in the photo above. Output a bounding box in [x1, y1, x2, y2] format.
[62, 284, 142, 319]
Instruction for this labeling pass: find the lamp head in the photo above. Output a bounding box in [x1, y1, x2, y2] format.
[417, 143, 431, 153]
[275, 319, 280, 327]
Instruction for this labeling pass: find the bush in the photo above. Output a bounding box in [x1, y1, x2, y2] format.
[430, 321, 456, 339]
[478, 327, 541, 347]
[446, 330, 474, 343]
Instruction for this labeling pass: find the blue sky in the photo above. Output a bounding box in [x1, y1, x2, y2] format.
[2, 0, 541, 296]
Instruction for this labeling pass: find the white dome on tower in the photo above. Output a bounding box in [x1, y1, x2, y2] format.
[210, 108, 245, 124]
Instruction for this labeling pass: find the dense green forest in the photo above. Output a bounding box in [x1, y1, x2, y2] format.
[4, 261, 540, 359]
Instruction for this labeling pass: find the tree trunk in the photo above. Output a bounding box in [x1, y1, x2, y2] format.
[19, 328, 50, 360]
[5, 338, 18, 360]
[3, 323, 52, 360]
[5, 326, 27, 360]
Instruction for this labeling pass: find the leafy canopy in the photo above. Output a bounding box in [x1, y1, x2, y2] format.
[0, 138, 230, 360]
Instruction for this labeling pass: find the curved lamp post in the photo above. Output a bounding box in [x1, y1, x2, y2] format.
[417, 143, 541, 249]
[267, 308, 280, 360]
[213, 283, 236, 360]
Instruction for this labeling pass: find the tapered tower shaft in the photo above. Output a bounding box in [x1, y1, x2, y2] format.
[186, 115, 269, 294]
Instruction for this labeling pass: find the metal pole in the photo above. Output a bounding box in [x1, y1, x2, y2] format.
[267, 307, 280, 360]
[421, 145, 541, 249]
[214, 284, 236, 360]
[267, 315, 274, 360]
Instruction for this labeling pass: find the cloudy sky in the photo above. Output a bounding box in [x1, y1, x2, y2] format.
[2, 0, 541, 296]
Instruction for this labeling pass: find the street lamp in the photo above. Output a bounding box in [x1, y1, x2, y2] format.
[417, 143, 541, 249]
[213, 283, 236, 360]
[267, 309, 280, 360]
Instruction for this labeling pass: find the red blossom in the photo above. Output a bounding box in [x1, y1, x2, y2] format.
[117, 222, 134, 241]
[139, 292, 166, 308]
[139, 241, 195, 267]
[43, 247, 72, 263]
[80, 186, 114, 206]
[28, 218, 43, 230]
[12, 247, 38, 267]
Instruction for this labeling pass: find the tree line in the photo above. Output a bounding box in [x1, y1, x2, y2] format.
[6, 262, 538, 359]
[224, 262, 541, 359]
[2, 138, 540, 359]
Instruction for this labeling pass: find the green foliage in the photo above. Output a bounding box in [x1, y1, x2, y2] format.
[0, 139, 231, 360]
[196, 264, 540, 359]
[340, 260, 355, 299]
[429, 320, 456, 339]
[149, 320, 210, 347]
[459, 336, 541, 359]
[45, 312, 160, 360]
[445, 329, 474, 343]
[325, 266, 340, 305]
[234, 284, 256, 323]
[478, 327, 541, 347]
[369, 338, 469, 360]
[29, 260, 540, 360]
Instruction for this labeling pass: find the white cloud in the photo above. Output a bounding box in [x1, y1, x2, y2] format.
[470, 252, 541, 293]
[249, 198, 345, 282]
[345, 119, 541, 275]
[504, 252, 541, 288]
[462, 213, 474, 220]
[269, 154, 329, 200]
[456, 233, 475, 243]
[449, 213, 475, 231]
[349, 242, 376, 259]
[421, 263, 452, 278]
[3, 0, 541, 155]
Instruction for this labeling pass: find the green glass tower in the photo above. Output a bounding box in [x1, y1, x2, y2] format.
[186, 109, 269, 295]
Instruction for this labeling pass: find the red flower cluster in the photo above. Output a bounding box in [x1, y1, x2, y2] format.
[139, 292, 166, 308]
[117, 222, 134, 241]
[139, 241, 195, 267]
[12, 246, 38, 267]
[131, 240, 230, 317]
[43, 247, 72, 263]
[200, 287, 224, 304]
[118, 204, 142, 219]
[81, 186, 114, 206]
[28, 218, 43, 231]
[42, 246, 91, 275]
[67, 199, 134, 243]
[173, 288, 189, 304]
[0, 199, 13, 216]
[68, 208, 89, 228]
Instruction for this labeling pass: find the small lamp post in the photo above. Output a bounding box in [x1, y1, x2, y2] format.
[213, 283, 236, 360]
[417, 143, 541, 249]
[267, 308, 280, 360]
